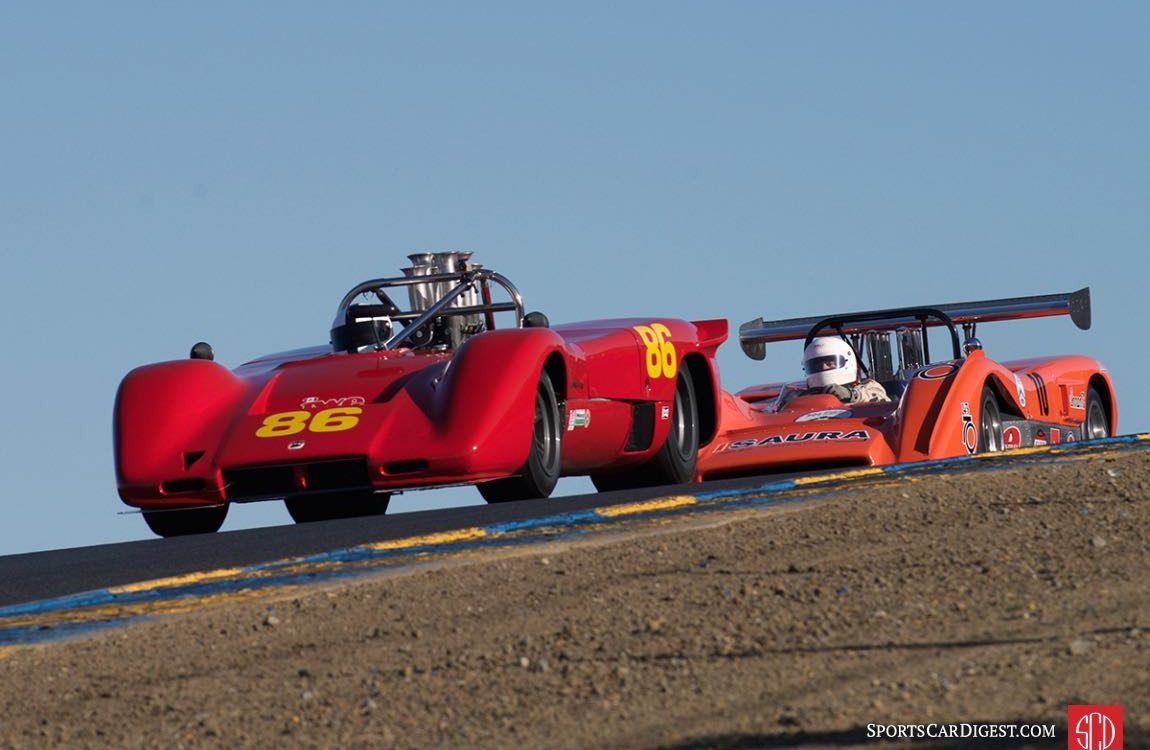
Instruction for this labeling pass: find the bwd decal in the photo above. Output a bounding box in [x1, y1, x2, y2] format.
[1034, 429, 1048, 447]
[301, 396, 366, 410]
[795, 409, 852, 423]
[960, 401, 977, 455]
[714, 430, 869, 452]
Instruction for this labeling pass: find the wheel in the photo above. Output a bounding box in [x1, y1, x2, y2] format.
[591, 367, 699, 490]
[645, 367, 700, 484]
[285, 491, 391, 523]
[478, 371, 562, 503]
[977, 386, 1003, 453]
[1083, 385, 1110, 439]
[143, 504, 228, 537]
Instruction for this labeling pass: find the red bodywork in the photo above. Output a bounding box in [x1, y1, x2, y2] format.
[698, 351, 1116, 481]
[115, 318, 727, 509]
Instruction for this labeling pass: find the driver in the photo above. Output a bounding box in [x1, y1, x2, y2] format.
[802, 336, 890, 404]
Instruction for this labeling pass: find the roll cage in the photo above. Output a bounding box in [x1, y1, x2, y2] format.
[330, 268, 525, 353]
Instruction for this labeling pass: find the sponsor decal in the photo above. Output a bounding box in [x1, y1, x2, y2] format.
[1003, 426, 1022, 450]
[918, 363, 959, 380]
[795, 408, 852, 423]
[1068, 705, 1122, 750]
[288, 440, 306, 451]
[1028, 373, 1050, 415]
[1051, 428, 1061, 444]
[961, 401, 977, 455]
[1034, 429, 1048, 447]
[1065, 430, 1076, 443]
[713, 430, 869, 453]
[1069, 389, 1086, 411]
[567, 408, 592, 430]
[660, 405, 671, 421]
[301, 396, 366, 410]
[1014, 374, 1027, 408]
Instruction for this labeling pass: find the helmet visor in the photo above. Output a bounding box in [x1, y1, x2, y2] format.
[804, 354, 849, 375]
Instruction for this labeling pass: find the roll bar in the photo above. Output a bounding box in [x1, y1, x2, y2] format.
[331, 269, 524, 352]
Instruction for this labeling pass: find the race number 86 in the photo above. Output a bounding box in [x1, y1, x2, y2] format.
[634, 324, 677, 379]
[255, 408, 362, 438]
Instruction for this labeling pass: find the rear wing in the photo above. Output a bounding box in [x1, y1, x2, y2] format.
[739, 287, 1091, 360]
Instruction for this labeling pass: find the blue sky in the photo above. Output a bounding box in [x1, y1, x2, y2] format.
[1, 3, 1145, 555]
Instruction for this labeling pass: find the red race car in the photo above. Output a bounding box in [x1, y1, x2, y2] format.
[696, 288, 1116, 481]
[115, 252, 727, 537]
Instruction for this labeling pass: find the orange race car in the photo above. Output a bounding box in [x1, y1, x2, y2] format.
[696, 288, 1116, 481]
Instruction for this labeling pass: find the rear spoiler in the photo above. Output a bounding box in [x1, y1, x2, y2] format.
[739, 287, 1091, 361]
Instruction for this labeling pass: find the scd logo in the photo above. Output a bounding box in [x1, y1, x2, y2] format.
[1068, 705, 1123, 750]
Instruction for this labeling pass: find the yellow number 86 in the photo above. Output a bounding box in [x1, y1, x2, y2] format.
[633, 324, 677, 379]
[256, 407, 362, 438]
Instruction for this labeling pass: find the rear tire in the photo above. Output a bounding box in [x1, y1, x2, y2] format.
[977, 386, 1003, 453]
[1084, 385, 1110, 439]
[479, 371, 562, 503]
[285, 491, 391, 523]
[591, 367, 699, 490]
[143, 504, 228, 537]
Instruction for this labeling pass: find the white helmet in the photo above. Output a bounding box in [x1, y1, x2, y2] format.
[803, 336, 858, 388]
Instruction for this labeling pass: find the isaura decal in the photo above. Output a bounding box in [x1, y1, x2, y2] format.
[795, 409, 852, 423]
[714, 430, 869, 452]
[961, 401, 976, 455]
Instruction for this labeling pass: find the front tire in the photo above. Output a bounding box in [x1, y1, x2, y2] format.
[977, 386, 1003, 453]
[479, 371, 562, 503]
[143, 504, 228, 537]
[1084, 385, 1110, 439]
[285, 491, 391, 523]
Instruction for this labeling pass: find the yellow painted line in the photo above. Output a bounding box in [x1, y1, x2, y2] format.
[793, 467, 884, 485]
[596, 495, 697, 517]
[362, 527, 488, 551]
[107, 567, 246, 594]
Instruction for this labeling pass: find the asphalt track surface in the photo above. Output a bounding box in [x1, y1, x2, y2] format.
[0, 471, 816, 608]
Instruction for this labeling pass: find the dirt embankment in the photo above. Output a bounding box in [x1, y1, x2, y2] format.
[1, 452, 1147, 749]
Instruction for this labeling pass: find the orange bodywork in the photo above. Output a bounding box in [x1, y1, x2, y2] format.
[697, 350, 1116, 481]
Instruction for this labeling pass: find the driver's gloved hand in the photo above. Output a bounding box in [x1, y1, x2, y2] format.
[824, 383, 851, 401]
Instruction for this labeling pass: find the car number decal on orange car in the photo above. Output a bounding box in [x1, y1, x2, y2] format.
[255, 407, 363, 438]
[634, 323, 678, 379]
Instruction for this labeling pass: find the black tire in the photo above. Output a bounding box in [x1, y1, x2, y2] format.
[285, 491, 391, 524]
[1083, 385, 1110, 440]
[645, 366, 700, 484]
[478, 371, 562, 503]
[591, 367, 699, 490]
[143, 504, 228, 537]
[977, 386, 1003, 453]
